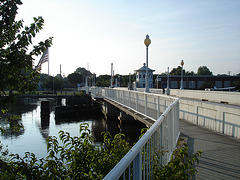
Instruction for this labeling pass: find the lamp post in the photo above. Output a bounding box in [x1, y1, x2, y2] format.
[180, 60, 184, 89]
[144, 34, 151, 93]
[166, 67, 170, 95]
[110, 63, 113, 88]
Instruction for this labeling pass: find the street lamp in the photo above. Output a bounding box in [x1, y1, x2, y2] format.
[180, 60, 184, 89]
[144, 34, 151, 93]
[166, 67, 170, 95]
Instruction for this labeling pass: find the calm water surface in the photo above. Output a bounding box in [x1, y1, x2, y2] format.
[0, 97, 144, 159]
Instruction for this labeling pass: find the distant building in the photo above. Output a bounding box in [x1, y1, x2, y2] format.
[135, 63, 155, 88]
[155, 75, 240, 90]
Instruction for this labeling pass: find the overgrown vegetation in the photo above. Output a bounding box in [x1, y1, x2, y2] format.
[0, 123, 131, 179]
[153, 140, 202, 180]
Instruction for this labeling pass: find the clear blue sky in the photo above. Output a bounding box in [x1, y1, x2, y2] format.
[18, 0, 240, 76]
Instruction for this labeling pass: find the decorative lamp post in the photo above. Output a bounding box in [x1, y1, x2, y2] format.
[180, 60, 184, 89]
[110, 63, 113, 88]
[166, 67, 170, 95]
[144, 34, 151, 93]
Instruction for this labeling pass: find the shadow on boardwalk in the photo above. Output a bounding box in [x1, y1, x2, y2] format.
[180, 119, 240, 180]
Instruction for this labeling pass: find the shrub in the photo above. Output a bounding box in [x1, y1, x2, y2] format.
[153, 140, 202, 180]
[0, 123, 131, 179]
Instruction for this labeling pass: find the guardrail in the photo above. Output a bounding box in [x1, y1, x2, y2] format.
[91, 87, 180, 180]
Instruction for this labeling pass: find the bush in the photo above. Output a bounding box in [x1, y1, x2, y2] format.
[153, 140, 202, 180]
[0, 123, 131, 179]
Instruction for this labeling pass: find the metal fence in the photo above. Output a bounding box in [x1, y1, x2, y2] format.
[91, 87, 180, 180]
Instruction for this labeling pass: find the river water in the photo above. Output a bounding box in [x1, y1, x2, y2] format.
[0, 97, 145, 159]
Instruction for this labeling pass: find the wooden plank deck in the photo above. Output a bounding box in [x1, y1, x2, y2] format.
[180, 119, 240, 180]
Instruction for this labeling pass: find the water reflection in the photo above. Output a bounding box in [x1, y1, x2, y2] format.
[0, 97, 146, 159]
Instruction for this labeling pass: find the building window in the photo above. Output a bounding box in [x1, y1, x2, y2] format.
[139, 74, 141, 78]
[143, 75, 145, 78]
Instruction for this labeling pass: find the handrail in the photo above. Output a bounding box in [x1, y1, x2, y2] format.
[90, 87, 180, 180]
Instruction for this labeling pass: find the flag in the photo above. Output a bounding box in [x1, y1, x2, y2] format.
[35, 49, 49, 71]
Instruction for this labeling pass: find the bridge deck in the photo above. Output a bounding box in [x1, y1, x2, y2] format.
[102, 96, 240, 179]
[180, 119, 240, 180]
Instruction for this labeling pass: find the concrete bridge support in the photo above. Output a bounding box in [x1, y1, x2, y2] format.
[118, 111, 146, 143]
[118, 111, 135, 123]
[102, 101, 120, 119]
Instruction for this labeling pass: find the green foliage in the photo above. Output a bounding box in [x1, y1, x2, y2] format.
[0, 123, 131, 179]
[74, 67, 92, 76]
[170, 66, 184, 75]
[169, 66, 195, 76]
[120, 74, 136, 87]
[0, 0, 53, 96]
[96, 75, 111, 87]
[0, 109, 23, 134]
[75, 91, 85, 96]
[0, 0, 53, 133]
[67, 73, 83, 87]
[197, 66, 213, 75]
[153, 141, 202, 180]
[0, 124, 203, 179]
[40, 75, 63, 92]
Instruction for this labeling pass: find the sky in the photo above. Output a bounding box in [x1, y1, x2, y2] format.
[17, 0, 240, 76]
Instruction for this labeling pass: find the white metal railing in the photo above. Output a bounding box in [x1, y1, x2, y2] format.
[90, 87, 180, 180]
[101, 88, 176, 120]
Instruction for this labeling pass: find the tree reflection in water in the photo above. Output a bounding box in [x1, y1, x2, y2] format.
[0, 97, 146, 158]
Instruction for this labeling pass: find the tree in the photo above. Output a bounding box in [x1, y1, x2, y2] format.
[170, 66, 186, 75]
[0, 0, 53, 132]
[67, 73, 83, 87]
[96, 75, 111, 87]
[186, 71, 195, 75]
[197, 66, 213, 75]
[170, 66, 181, 75]
[74, 67, 92, 76]
[169, 66, 195, 76]
[0, 0, 53, 99]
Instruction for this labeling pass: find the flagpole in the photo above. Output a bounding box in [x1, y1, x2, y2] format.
[48, 48, 49, 77]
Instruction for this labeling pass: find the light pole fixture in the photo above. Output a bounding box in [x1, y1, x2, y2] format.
[110, 63, 113, 88]
[180, 59, 184, 89]
[166, 67, 170, 95]
[144, 34, 151, 93]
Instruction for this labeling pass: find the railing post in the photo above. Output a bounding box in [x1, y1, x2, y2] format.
[121, 90, 123, 104]
[129, 91, 131, 108]
[133, 152, 142, 180]
[145, 93, 147, 117]
[157, 96, 160, 118]
[136, 93, 138, 111]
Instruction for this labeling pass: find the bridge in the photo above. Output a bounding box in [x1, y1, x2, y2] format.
[89, 87, 240, 179]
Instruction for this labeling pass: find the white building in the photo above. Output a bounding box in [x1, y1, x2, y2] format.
[135, 63, 155, 88]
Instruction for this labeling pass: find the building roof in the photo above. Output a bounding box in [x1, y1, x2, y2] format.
[135, 63, 155, 72]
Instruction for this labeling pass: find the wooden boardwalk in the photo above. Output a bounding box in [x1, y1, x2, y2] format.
[180, 119, 240, 180]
